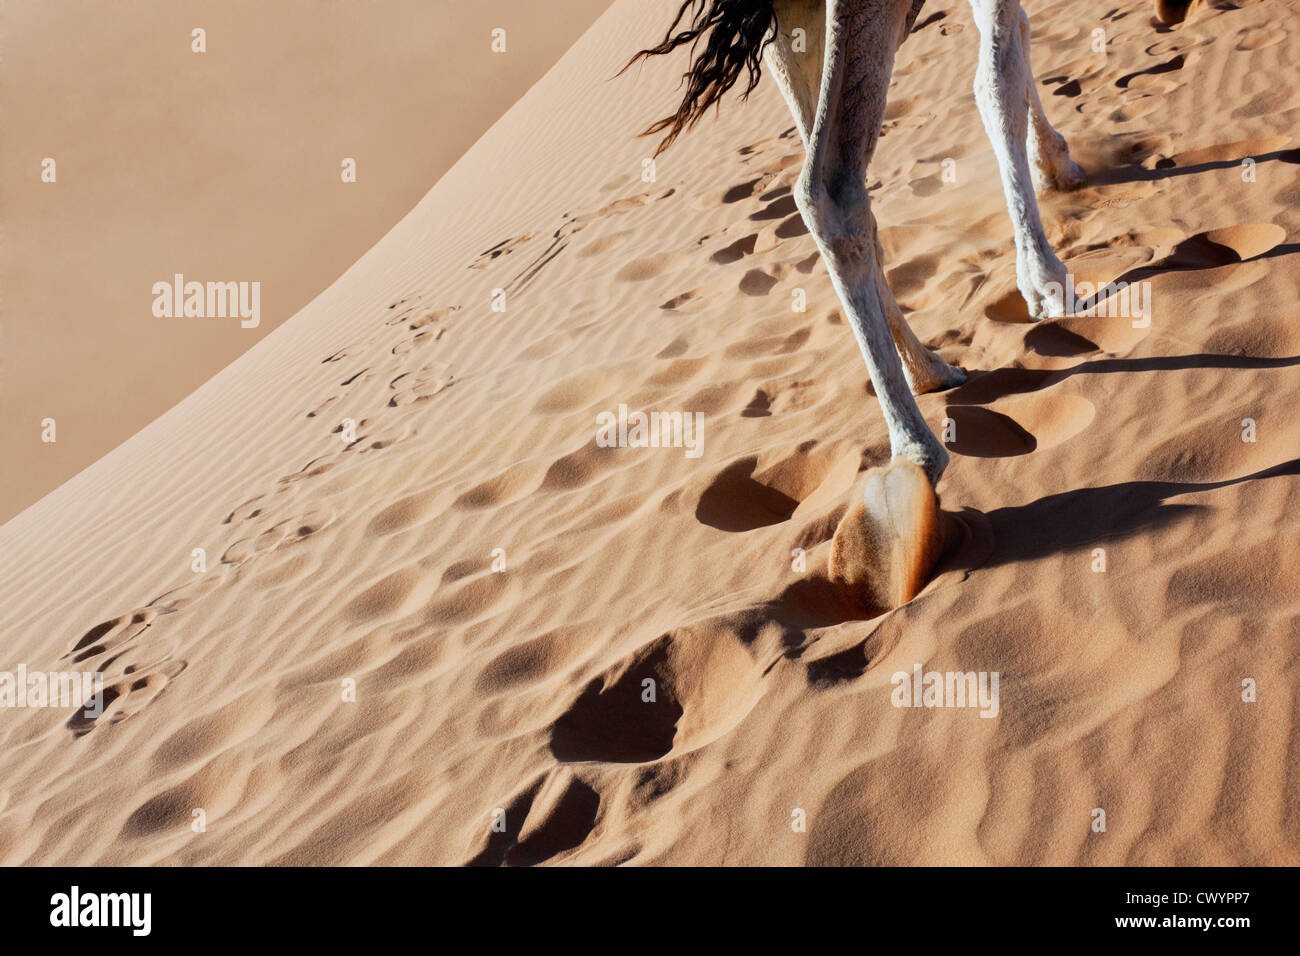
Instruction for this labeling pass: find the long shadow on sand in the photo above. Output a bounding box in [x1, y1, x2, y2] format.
[949, 355, 1300, 407]
[974, 458, 1299, 569]
[1092, 147, 1300, 186]
[1110, 240, 1300, 288]
[1059, 353, 1300, 376]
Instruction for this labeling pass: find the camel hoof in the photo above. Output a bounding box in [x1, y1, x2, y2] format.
[828, 460, 946, 610]
[1054, 159, 1087, 192]
[910, 362, 966, 395]
[939, 363, 967, 390]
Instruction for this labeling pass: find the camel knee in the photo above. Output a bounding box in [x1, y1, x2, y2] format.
[795, 171, 876, 267]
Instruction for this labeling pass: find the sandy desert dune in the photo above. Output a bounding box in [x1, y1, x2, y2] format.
[0, 0, 1297, 865]
[0, 0, 611, 522]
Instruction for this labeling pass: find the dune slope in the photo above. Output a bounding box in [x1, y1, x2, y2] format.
[1, 0, 612, 522]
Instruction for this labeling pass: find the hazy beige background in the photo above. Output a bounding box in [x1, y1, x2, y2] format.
[1, 0, 611, 522]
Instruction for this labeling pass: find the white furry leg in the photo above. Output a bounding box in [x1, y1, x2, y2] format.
[766, 1, 962, 398]
[874, 252, 966, 394]
[790, 0, 949, 483]
[970, 0, 1069, 319]
[768, 0, 950, 482]
[1016, 5, 1085, 192]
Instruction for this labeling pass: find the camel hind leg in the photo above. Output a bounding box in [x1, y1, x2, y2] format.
[778, 0, 949, 606]
[873, 240, 967, 394]
[766, 0, 963, 396]
[785, 0, 948, 480]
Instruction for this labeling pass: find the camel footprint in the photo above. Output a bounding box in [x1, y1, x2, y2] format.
[66, 659, 188, 738]
[220, 507, 335, 565]
[62, 611, 189, 737]
[548, 620, 772, 764]
[547, 570, 882, 768]
[389, 359, 454, 407]
[473, 187, 677, 294]
[690, 442, 861, 533]
[944, 391, 1096, 459]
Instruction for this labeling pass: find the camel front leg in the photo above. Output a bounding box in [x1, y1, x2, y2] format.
[969, 0, 1069, 319]
[793, 0, 948, 483]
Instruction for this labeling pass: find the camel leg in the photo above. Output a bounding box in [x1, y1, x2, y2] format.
[969, 0, 1069, 319]
[872, 241, 966, 393]
[786, 0, 948, 482]
[767, 0, 964, 400]
[1016, 4, 1085, 192]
